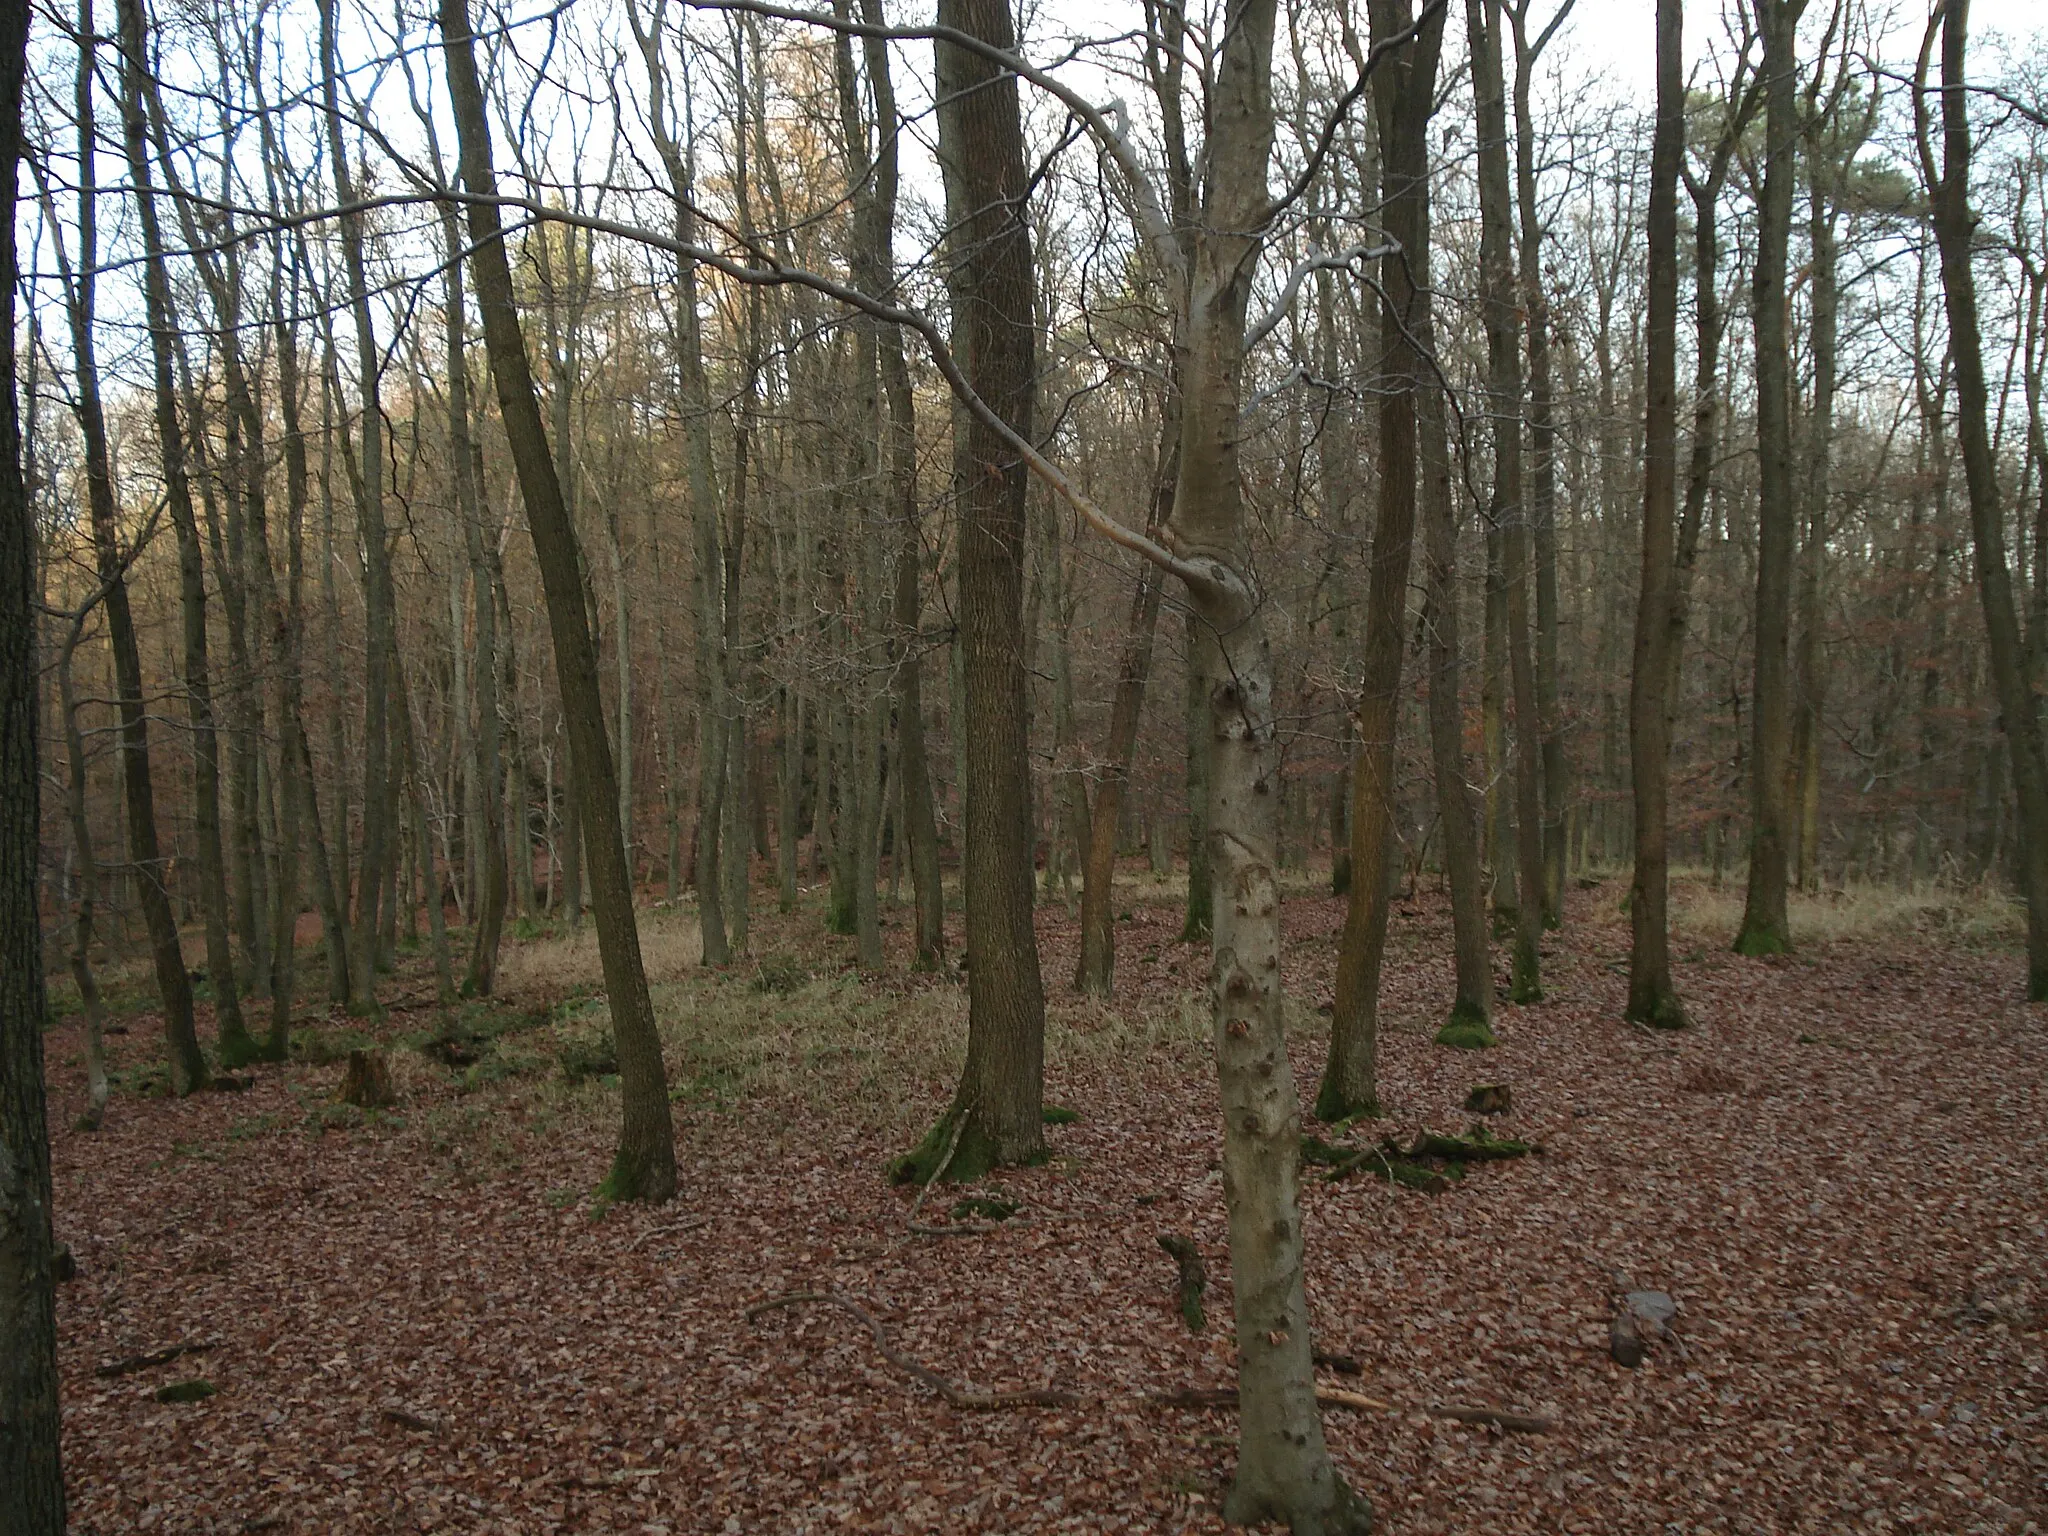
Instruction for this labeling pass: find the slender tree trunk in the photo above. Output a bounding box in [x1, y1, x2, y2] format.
[1512, 3, 1571, 925]
[1418, 232, 1494, 1043]
[1076, 404, 1177, 993]
[118, 0, 255, 1060]
[1628, 0, 1688, 1029]
[1181, 615, 1214, 941]
[62, 3, 203, 1092]
[58, 620, 111, 1127]
[440, 0, 678, 1199]
[1735, 0, 1806, 957]
[1924, 0, 2048, 998]
[1320, 0, 1446, 1116]
[1471, 0, 1545, 1003]
[1794, 167, 1837, 894]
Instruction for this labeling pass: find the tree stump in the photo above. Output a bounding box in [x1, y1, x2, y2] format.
[339, 1049, 396, 1108]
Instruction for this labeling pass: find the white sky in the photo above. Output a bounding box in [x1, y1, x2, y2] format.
[1554, 0, 2045, 101]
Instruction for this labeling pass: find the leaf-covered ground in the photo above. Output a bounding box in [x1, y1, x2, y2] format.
[43, 873, 2048, 1533]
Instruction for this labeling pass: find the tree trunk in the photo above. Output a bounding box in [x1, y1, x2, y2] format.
[1734, 0, 1806, 958]
[64, 3, 203, 1092]
[440, 0, 678, 1199]
[1320, 0, 1445, 1117]
[0, 0, 65, 1499]
[1924, 0, 2048, 998]
[1628, 0, 1688, 1029]
[119, 0, 255, 1062]
[1470, 0, 1545, 1003]
[318, 0, 398, 1008]
[910, 0, 1047, 1179]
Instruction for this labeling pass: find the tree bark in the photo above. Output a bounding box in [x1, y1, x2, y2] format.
[440, 0, 678, 1199]
[1470, 0, 1546, 1003]
[0, 0, 67, 1509]
[915, 0, 1047, 1177]
[1922, 0, 2048, 998]
[1628, 0, 1688, 1029]
[1320, 0, 1446, 1117]
[61, 0, 204, 1092]
[1734, 0, 1807, 958]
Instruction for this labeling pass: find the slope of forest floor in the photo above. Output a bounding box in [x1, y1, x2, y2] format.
[40, 867, 2048, 1534]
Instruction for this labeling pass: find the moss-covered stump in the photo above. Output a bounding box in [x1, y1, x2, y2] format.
[1464, 1083, 1512, 1116]
[338, 1049, 396, 1109]
[154, 1379, 216, 1404]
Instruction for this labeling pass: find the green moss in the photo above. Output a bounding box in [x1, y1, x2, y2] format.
[1041, 1105, 1080, 1125]
[1732, 923, 1792, 958]
[1510, 937, 1544, 1004]
[1433, 1016, 1497, 1050]
[154, 1379, 216, 1403]
[949, 1195, 1018, 1222]
[889, 1107, 1003, 1186]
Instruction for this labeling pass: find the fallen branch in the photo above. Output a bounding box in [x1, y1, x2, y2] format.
[1428, 1402, 1556, 1433]
[624, 1215, 712, 1252]
[907, 1220, 1001, 1237]
[746, 1291, 1078, 1410]
[95, 1341, 215, 1378]
[379, 1404, 441, 1433]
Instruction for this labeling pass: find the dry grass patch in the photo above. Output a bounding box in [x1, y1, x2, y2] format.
[1674, 878, 2022, 947]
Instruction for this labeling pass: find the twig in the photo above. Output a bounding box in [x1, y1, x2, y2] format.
[625, 1215, 711, 1251]
[904, 1111, 968, 1229]
[907, 1220, 1001, 1238]
[746, 1291, 1078, 1411]
[94, 1341, 215, 1378]
[1428, 1402, 1557, 1433]
[1145, 1385, 1390, 1413]
[379, 1404, 441, 1433]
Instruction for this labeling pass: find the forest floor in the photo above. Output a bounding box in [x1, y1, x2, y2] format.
[40, 864, 2048, 1534]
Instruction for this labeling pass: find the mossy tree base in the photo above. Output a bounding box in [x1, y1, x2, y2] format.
[1311, 1075, 1380, 1126]
[1222, 1473, 1373, 1536]
[1434, 1016, 1497, 1050]
[1732, 924, 1791, 958]
[889, 1105, 1008, 1187]
[217, 1025, 263, 1071]
[1509, 937, 1543, 1004]
[2031, 963, 2048, 1003]
[1625, 990, 1689, 1030]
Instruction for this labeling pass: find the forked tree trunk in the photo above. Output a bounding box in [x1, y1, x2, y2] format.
[1628, 0, 1688, 1029]
[1924, 0, 2048, 998]
[440, 0, 678, 1200]
[1319, 0, 1444, 1118]
[1735, 0, 1806, 958]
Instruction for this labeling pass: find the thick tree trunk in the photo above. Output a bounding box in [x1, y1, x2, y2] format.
[912, 0, 1047, 1179]
[1735, 0, 1806, 958]
[440, 0, 677, 1199]
[0, 0, 65, 1501]
[1628, 0, 1688, 1029]
[1320, 0, 1444, 1119]
[1926, 0, 2048, 998]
